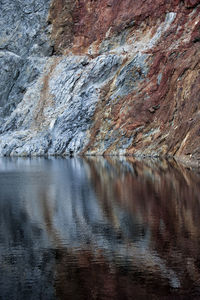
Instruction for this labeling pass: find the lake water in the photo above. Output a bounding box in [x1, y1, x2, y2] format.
[0, 157, 200, 299]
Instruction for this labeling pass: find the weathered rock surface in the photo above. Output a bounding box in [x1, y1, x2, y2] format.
[0, 0, 52, 57]
[0, 0, 200, 165]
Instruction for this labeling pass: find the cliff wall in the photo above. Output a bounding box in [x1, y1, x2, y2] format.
[0, 0, 200, 165]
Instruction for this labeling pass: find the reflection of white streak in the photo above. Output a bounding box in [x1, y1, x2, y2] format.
[6, 157, 180, 289]
[70, 214, 180, 289]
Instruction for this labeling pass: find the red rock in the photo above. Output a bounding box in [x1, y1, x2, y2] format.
[184, 0, 200, 8]
[49, 0, 200, 166]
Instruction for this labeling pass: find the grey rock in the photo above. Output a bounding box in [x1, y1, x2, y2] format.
[0, 0, 52, 57]
[47, 54, 122, 155]
[99, 28, 131, 54]
[0, 0, 51, 128]
[0, 51, 22, 110]
[0, 51, 46, 120]
[113, 53, 149, 97]
[0, 54, 123, 156]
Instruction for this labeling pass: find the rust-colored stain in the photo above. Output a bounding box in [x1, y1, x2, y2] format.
[34, 58, 60, 128]
[49, 0, 186, 54]
[49, 0, 200, 54]
[48, 0, 75, 54]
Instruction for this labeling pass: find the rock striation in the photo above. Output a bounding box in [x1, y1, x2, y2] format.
[0, 0, 200, 165]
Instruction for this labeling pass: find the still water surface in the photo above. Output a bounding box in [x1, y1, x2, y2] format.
[0, 157, 200, 299]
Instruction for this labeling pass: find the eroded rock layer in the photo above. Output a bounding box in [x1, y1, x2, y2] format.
[0, 0, 200, 165]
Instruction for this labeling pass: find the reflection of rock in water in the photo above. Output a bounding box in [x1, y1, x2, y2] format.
[86, 157, 200, 291]
[0, 157, 200, 298]
[0, 172, 55, 299]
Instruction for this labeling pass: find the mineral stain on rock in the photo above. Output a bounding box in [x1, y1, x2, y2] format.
[0, 0, 200, 166]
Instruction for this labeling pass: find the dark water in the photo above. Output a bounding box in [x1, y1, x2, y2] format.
[0, 157, 200, 299]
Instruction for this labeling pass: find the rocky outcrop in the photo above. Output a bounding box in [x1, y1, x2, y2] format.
[0, 0, 52, 119]
[0, 0, 200, 165]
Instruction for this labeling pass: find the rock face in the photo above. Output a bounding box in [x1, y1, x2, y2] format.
[0, 0, 200, 165]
